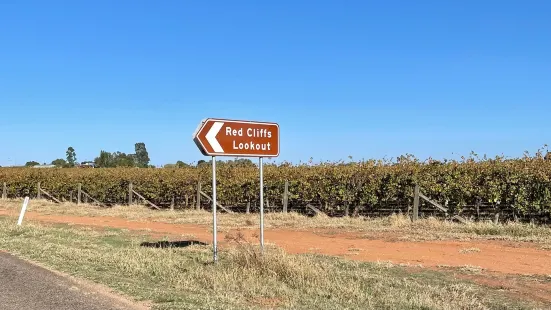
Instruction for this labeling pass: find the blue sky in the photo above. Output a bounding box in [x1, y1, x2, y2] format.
[1, 1, 550, 166]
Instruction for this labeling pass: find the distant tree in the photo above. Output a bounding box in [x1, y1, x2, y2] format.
[25, 161, 40, 167]
[112, 152, 135, 167]
[176, 160, 190, 168]
[134, 143, 150, 168]
[227, 158, 255, 167]
[51, 158, 67, 167]
[545, 152, 551, 161]
[163, 161, 190, 168]
[94, 150, 140, 168]
[94, 150, 114, 168]
[66, 147, 77, 167]
[196, 159, 235, 167]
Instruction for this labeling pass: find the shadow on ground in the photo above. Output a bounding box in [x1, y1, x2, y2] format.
[140, 240, 208, 248]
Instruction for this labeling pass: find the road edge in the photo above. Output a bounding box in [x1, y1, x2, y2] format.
[1, 251, 151, 310]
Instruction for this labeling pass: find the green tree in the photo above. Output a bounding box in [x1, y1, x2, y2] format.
[94, 151, 114, 168]
[51, 158, 67, 167]
[66, 147, 77, 167]
[25, 161, 40, 167]
[134, 143, 150, 168]
[227, 158, 255, 167]
[112, 152, 135, 167]
[176, 160, 189, 168]
[94, 150, 140, 168]
[164, 161, 190, 168]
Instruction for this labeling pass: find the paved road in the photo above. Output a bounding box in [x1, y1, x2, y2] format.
[0, 252, 145, 310]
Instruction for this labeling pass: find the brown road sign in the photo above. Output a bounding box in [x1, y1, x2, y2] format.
[193, 118, 279, 157]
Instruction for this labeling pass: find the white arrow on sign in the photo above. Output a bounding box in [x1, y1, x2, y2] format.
[206, 122, 224, 153]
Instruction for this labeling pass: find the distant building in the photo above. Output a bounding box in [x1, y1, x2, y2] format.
[78, 162, 96, 168]
[31, 165, 57, 169]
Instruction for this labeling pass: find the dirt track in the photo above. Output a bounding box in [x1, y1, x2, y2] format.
[2, 210, 551, 276]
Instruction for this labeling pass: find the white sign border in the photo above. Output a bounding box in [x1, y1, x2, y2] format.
[193, 118, 280, 157]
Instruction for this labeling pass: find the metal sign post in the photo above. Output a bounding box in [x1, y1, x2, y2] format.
[259, 157, 264, 253]
[212, 156, 217, 263]
[193, 118, 279, 260]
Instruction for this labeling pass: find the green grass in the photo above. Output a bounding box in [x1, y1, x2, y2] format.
[0, 217, 544, 310]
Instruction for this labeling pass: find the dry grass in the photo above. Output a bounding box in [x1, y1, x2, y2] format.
[1, 199, 551, 246]
[460, 248, 482, 254]
[0, 217, 538, 310]
[0, 199, 370, 230]
[373, 213, 551, 245]
[460, 265, 485, 274]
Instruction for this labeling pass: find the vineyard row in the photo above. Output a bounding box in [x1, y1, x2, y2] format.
[1, 159, 551, 219]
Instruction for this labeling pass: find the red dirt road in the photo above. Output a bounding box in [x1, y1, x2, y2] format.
[2, 210, 551, 276]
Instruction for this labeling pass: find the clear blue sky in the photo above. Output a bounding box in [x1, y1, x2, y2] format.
[1, 1, 550, 166]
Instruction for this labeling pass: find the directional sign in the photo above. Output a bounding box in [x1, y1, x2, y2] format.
[193, 118, 279, 157]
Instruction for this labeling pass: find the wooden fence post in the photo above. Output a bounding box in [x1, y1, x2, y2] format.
[196, 181, 201, 210]
[344, 202, 350, 217]
[413, 184, 420, 221]
[128, 182, 133, 205]
[170, 197, 175, 211]
[77, 183, 82, 205]
[185, 195, 189, 208]
[494, 202, 500, 224]
[352, 205, 360, 217]
[2, 182, 7, 200]
[475, 197, 481, 221]
[246, 201, 251, 214]
[37, 182, 42, 199]
[283, 180, 289, 213]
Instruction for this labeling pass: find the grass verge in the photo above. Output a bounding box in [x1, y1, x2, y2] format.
[1, 199, 551, 246]
[0, 216, 544, 309]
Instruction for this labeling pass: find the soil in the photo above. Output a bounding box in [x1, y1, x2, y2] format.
[2, 209, 550, 275]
